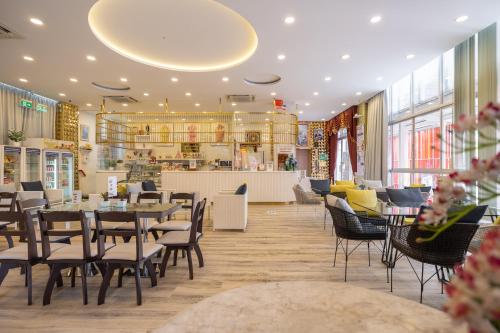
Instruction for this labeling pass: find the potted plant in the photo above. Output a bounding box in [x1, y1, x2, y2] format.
[116, 159, 124, 170]
[8, 129, 25, 147]
[108, 160, 117, 171]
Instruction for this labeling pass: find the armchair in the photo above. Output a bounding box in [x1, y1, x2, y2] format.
[213, 190, 248, 231]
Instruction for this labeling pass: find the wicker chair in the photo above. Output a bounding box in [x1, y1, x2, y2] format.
[325, 202, 386, 282]
[389, 206, 484, 303]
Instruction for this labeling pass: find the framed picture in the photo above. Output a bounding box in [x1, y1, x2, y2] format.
[313, 128, 324, 142]
[80, 124, 89, 141]
[210, 122, 228, 145]
[183, 123, 200, 143]
[245, 130, 261, 144]
[297, 123, 309, 147]
[159, 123, 174, 146]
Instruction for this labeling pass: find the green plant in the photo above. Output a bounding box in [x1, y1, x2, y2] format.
[109, 160, 117, 168]
[8, 130, 25, 142]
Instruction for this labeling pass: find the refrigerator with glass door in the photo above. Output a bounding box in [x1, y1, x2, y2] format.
[1, 146, 22, 190]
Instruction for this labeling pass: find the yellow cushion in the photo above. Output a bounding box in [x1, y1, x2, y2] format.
[494, 216, 500, 225]
[336, 180, 356, 186]
[409, 184, 426, 188]
[346, 189, 377, 214]
[330, 184, 356, 193]
[404, 217, 415, 224]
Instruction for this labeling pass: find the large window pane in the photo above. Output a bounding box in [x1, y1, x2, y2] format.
[390, 172, 411, 188]
[412, 173, 441, 188]
[413, 57, 439, 106]
[414, 111, 440, 169]
[389, 120, 413, 169]
[442, 107, 453, 169]
[391, 75, 411, 116]
[443, 48, 454, 95]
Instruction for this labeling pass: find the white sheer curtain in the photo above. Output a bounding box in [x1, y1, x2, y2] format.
[0, 83, 56, 144]
[364, 91, 387, 184]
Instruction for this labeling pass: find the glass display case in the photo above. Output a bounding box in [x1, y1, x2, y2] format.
[3, 146, 21, 189]
[60, 152, 74, 200]
[25, 148, 41, 182]
[44, 151, 58, 190]
[126, 161, 161, 185]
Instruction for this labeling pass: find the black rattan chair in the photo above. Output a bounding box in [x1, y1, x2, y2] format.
[310, 179, 331, 196]
[386, 188, 424, 207]
[326, 201, 386, 282]
[389, 205, 486, 303]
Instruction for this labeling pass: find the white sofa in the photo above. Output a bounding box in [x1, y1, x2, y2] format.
[213, 190, 248, 231]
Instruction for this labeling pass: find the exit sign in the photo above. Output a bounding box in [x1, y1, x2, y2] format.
[19, 99, 33, 109]
[36, 103, 48, 112]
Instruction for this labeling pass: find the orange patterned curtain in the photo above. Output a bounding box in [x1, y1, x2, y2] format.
[327, 106, 358, 175]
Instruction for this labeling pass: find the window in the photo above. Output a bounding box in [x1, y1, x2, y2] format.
[414, 111, 440, 169]
[335, 128, 352, 181]
[443, 48, 454, 96]
[391, 75, 411, 116]
[413, 57, 439, 106]
[389, 120, 413, 169]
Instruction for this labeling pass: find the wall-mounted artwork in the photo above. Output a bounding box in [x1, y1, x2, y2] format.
[313, 127, 324, 142]
[183, 123, 199, 143]
[297, 123, 309, 147]
[211, 122, 227, 145]
[80, 124, 89, 141]
[245, 130, 261, 144]
[159, 123, 174, 146]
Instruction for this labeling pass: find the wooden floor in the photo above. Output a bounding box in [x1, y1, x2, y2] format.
[0, 204, 447, 332]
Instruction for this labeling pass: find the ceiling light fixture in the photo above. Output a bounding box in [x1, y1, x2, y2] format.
[341, 102, 347, 106]
[406, 54, 415, 60]
[298, 111, 303, 114]
[120, 77, 128, 82]
[23, 56, 34, 62]
[456, 15, 469, 23]
[86, 55, 96, 61]
[232, 103, 237, 106]
[171, 77, 179, 82]
[266, 111, 272, 114]
[376, 76, 383, 81]
[195, 103, 200, 107]
[143, 92, 149, 96]
[277, 54, 286, 60]
[222, 77, 229, 82]
[138, 111, 144, 114]
[185, 92, 191, 96]
[29, 17, 44, 26]
[313, 92, 319, 96]
[69, 78, 78, 83]
[122, 103, 128, 107]
[331, 110, 335, 114]
[270, 92, 276, 96]
[321, 118, 326, 121]
[19, 78, 28, 83]
[86, 103, 92, 107]
[305, 102, 310, 106]
[59, 93, 66, 97]
[284, 16, 295, 24]
[341, 54, 351, 60]
[158, 103, 164, 107]
[324, 76, 332, 81]
[370, 16, 382, 24]
[355, 92, 362, 96]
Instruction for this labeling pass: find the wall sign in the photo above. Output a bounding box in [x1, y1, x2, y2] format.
[36, 103, 48, 112]
[19, 99, 33, 109]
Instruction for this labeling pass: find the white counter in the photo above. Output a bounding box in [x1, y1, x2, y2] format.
[161, 171, 299, 203]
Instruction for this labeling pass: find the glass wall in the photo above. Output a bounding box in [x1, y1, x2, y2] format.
[388, 48, 455, 187]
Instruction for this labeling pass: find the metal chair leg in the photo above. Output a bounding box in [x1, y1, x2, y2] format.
[333, 238, 340, 267]
[420, 262, 424, 304]
[344, 240, 349, 282]
[367, 241, 371, 267]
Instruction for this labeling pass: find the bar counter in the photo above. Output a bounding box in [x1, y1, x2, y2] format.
[161, 170, 300, 203]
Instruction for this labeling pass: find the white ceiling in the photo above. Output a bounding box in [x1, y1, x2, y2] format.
[0, 0, 499, 120]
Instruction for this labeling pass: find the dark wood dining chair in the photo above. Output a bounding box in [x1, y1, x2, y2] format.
[38, 210, 114, 305]
[0, 192, 18, 247]
[0, 211, 66, 305]
[94, 210, 163, 305]
[169, 192, 197, 221]
[150, 192, 193, 239]
[157, 198, 207, 280]
[117, 192, 163, 241]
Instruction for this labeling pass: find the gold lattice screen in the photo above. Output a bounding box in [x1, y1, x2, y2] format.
[56, 102, 79, 190]
[309, 121, 329, 179]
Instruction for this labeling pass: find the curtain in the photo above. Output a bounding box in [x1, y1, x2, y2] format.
[346, 108, 357, 174]
[0, 83, 56, 144]
[329, 132, 338, 180]
[364, 92, 385, 183]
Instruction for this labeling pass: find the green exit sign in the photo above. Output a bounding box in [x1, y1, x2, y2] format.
[36, 103, 48, 112]
[19, 99, 33, 109]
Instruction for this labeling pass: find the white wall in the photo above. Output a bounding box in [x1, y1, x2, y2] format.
[78, 111, 97, 195]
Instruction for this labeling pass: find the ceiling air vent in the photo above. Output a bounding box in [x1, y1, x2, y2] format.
[103, 96, 139, 104]
[0, 22, 22, 39]
[225, 95, 255, 103]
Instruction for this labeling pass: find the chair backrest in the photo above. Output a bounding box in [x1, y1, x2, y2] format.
[17, 198, 49, 218]
[189, 198, 207, 243]
[386, 188, 424, 207]
[37, 210, 90, 259]
[0, 211, 38, 259]
[345, 189, 377, 212]
[404, 186, 432, 193]
[94, 210, 142, 261]
[21, 181, 44, 192]
[141, 180, 157, 191]
[309, 179, 330, 192]
[137, 191, 163, 204]
[0, 192, 17, 212]
[169, 192, 196, 219]
[103, 192, 130, 202]
[292, 184, 305, 203]
[325, 201, 364, 237]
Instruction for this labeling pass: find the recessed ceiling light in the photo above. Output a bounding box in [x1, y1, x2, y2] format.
[266, 111, 272, 114]
[185, 92, 191, 96]
[171, 77, 178, 82]
[202, 111, 207, 114]
[29, 18, 44, 26]
[284, 16, 295, 24]
[455, 15, 469, 23]
[270, 92, 277, 96]
[376, 76, 383, 81]
[86, 103, 92, 107]
[59, 93, 66, 97]
[277, 54, 286, 60]
[86, 55, 96, 61]
[122, 103, 128, 107]
[321, 118, 326, 121]
[341, 54, 351, 60]
[406, 54, 415, 60]
[232, 103, 237, 106]
[341, 103, 347, 106]
[143, 92, 149, 96]
[265, 118, 270, 121]
[222, 77, 229, 82]
[23, 56, 34, 62]
[298, 111, 303, 114]
[195, 103, 200, 107]
[138, 111, 144, 114]
[120, 77, 128, 82]
[331, 110, 335, 114]
[305, 102, 310, 106]
[158, 103, 164, 107]
[234, 111, 240, 114]
[370, 16, 382, 24]
[171, 111, 176, 114]
[313, 92, 319, 96]
[69, 78, 78, 83]
[19, 78, 28, 83]
[324, 76, 332, 81]
[355, 92, 362, 96]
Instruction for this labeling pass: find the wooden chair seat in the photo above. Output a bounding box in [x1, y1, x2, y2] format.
[102, 242, 163, 261]
[0, 243, 67, 261]
[156, 231, 202, 245]
[151, 221, 191, 231]
[46, 243, 115, 261]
